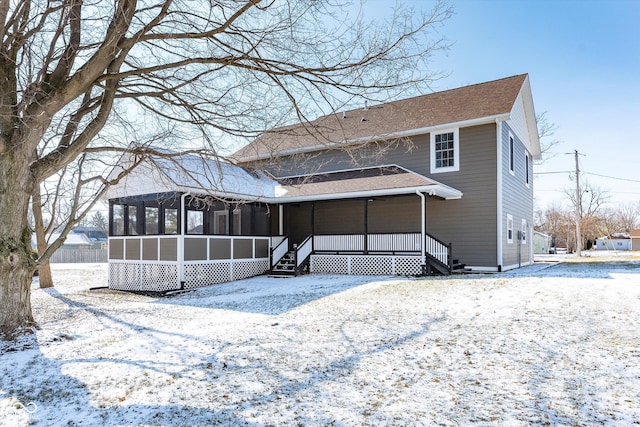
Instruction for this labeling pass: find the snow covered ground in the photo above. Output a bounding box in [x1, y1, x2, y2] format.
[2, 252, 639, 426]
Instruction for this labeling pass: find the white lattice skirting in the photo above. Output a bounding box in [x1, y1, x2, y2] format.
[310, 255, 422, 276]
[109, 262, 179, 292]
[109, 259, 269, 292]
[183, 259, 269, 289]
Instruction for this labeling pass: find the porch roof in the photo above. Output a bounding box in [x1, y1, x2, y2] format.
[106, 150, 461, 204]
[273, 165, 462, 202]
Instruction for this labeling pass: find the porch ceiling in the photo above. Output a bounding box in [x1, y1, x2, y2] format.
[274, 165, 462, 202]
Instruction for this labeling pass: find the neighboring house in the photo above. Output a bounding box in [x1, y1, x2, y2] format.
[596, 233, 632, 251]
[533, 231, 553, 254]
[32, 231, 94, 251]
[71, 226, 109, 249]
[106, 74, 540, 292]
[631, 230, 640, 251]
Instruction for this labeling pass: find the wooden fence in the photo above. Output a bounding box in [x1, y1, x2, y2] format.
[49, 249, 109, 263]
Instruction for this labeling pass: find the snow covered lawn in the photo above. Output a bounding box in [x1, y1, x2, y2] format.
[2, 253, 640, 426]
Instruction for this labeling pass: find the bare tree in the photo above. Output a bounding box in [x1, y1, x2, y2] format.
[0, 0, 453, 338]
[535, 111, 561, 163]
[535, 202, 574, 251]
[565, 180, 610, 251]
[615, 202, 640, 232]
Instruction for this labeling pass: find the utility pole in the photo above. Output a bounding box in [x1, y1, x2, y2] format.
[574, 149, 581, 256]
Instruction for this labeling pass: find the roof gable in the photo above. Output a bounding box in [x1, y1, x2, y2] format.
[234, 74, 531, 162]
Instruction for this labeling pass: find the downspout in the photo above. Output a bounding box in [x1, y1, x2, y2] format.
[416, 190, 426, 275]
[496, 119, 504, 271]
[179, 191, 191, 290]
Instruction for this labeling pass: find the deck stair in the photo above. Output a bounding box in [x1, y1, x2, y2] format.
[451, 259, 472, 274]
[270, 251, 297, 276]
[426, 255, 470, 275]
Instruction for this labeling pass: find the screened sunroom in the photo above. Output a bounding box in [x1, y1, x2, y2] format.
[105, 151, 279, 292]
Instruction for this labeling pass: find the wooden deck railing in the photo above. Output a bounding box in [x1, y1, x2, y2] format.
[273, 232, 452, 275]
[367, 233, 421, 252]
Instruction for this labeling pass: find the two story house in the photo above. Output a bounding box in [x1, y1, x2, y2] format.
[106, 74, 540, 292]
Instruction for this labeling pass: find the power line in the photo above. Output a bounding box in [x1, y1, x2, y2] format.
[583, 172, 640, 183]
[534, 170, 640, 183]
[533, 171, 572, 175]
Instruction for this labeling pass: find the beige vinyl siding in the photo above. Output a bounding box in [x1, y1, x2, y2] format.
[425, 124, 498, 268]
[315, 199, 365, 234]
[501, 123, 534, 267]
[261, 124, 501, 269]
[258, 136, 430, 178]
[368, 195, 421, 233]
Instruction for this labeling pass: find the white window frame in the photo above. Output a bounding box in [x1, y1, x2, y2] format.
[430, 128, 460, 174]
[507, 214, 514, 244]
[521, 219, 527, 245]
[508, 132, 515, 176]
[525, 152, 530, 187]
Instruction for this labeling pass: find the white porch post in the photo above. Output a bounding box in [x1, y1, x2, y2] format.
[278, 204, 284, 236]
[179, 192, 190, 289]
[416, 190, 426, 275]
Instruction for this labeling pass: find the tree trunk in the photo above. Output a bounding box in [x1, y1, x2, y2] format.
[32, 183, 54, 288]
[0, 153, 38, 339]
[36, 261, 54, 289]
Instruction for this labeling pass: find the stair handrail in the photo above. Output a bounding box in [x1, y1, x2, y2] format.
[271, 235, 289, 269]
[425, 232, 452, 272]
[294, 234, 313, 276]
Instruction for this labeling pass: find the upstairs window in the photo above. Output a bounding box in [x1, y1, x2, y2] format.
[509, 133, 515, 175]
[430, 128, 459, 173]
[525, 153, 530, 186]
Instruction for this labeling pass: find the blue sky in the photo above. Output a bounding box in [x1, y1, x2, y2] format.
[386, 0, 640, 210]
